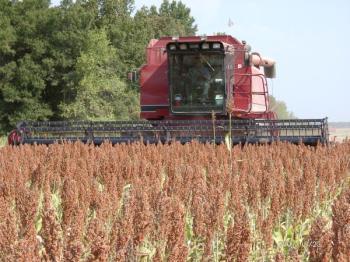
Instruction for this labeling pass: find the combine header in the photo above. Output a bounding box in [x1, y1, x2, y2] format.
[8, 35, 329, 146]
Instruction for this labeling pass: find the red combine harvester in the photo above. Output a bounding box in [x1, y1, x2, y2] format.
[8, 35, 328, 146]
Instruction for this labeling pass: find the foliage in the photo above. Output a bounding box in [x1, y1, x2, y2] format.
[0, 141, 349, 260]
[0, 0, 54, 131]
[0, 0, 197, 134]
[59, 29, 139, 120]
[0, 136, 6, 147]
[269, 95, 296, 119]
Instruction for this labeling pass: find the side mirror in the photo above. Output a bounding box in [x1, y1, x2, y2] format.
[127, 71, 138, 82]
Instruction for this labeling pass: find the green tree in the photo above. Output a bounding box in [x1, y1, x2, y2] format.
[42, 1, 100, 117]
[59, 29, 139, 120]
[158, 0, 197, 35]
[0, 13, 16, 56]
[269, 95, 296, 119]
[0, 0, 197, 133]
[0, 0, 53, 132]
[134, 0, 197, 40]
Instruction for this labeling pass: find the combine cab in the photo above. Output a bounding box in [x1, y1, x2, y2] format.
[8, 35, 329, 146]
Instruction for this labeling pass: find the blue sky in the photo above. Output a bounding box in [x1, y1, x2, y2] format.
[52, 0, 350, 121]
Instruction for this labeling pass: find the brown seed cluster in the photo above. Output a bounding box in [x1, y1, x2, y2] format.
[0, 141, 349, 261]
[332, 187, 350, 260]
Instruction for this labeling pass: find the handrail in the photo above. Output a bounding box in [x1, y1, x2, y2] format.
[232, 73, 269, 113]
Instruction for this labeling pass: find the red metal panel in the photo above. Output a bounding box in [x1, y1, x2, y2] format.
[140, 35, 271, 120]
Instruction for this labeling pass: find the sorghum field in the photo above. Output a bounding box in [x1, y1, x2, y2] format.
[0, 141, 349, 261]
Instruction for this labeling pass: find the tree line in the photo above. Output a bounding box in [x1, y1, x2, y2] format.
[0, 0, 196, 133]
[0, 0, 293, 134]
